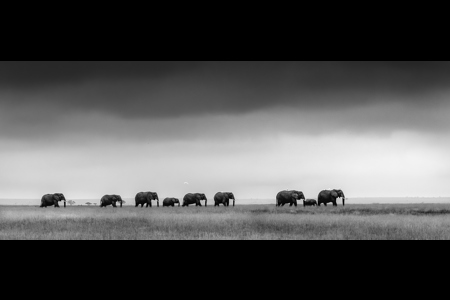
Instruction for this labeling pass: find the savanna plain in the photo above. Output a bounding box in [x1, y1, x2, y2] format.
[1, 204, 450, 240]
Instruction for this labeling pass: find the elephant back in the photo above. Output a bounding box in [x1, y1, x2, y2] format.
[214, 192, 227, 202]
[183, 193, 194, 203]
[135, 192, 148, 204]
[101, 195, 113, 204]
[276, 190, 292, 201]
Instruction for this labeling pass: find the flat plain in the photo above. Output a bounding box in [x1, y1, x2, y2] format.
[1, 204, 450, 240]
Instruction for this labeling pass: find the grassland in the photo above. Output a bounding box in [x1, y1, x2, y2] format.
[1, 204, 450, 240]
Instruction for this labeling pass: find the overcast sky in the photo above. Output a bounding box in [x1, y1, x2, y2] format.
[1, 61, 450, 203]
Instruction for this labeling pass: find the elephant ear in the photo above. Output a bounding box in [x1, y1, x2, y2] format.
[53, 194, 60, 201]
[331, 190, 338, 198]
[292, 193, 299, 200]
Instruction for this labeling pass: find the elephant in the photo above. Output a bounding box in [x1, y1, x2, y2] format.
[214, 192, 235, 207]
[135, 192, 159, 207]
[318, 189, 345, 206]
[40, 193, 66, 208]
[182, 193, 207, 207]
[276, 190, 305, 207]
[303, 199, 317, 207]
[100, 195, 123, 208]
[163, 198, 180, 207]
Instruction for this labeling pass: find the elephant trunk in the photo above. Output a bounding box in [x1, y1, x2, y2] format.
[343, 197, 345, 206]
[205, 199, 207, 207]
[120, 200, 123, 208]
[64, 201, 66, 208]
[233, 199, 235, 207]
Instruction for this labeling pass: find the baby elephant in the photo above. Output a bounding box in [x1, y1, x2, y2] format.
[163, 198, 180, 207]
[303, 199, 318, 207]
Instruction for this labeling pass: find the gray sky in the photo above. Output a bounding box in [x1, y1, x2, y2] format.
[1, 61, 450, 202]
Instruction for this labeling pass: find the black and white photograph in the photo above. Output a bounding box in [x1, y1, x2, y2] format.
[1, 61, 450, 240]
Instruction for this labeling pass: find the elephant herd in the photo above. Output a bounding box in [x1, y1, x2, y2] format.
[39, 192, 236, 208]
[276, 189, 345, 207]
[40, 189, 345, 208]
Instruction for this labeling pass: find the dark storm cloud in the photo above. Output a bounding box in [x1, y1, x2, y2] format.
[2, 61, 450, 89]
[0, 61, 204, 88]
[1, 61, 450, 138]
[2, 61, 450, 116]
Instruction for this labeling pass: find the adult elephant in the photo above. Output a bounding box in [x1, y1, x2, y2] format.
[40, 193, 67, 208]
[100, 195, 123, 208]
[135, 192, 159, 207]
[214, 192, 235, 207]
[163, 198, 180, 207]
[303, 199, 317, 207]
[318, 189, 345, 206]
[276, 190, 305, 207]
[182, 193, 207, 207]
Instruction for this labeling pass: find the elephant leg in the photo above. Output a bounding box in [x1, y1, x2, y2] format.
[324, 203, 327, 206]
[282, 203, 286, 207]
[333, 202, 337, 207]
[289, 203, 293, 207]
[149, 202, 152, 207]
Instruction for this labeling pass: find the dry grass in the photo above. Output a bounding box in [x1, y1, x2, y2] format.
[1, 204, 450, 240]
